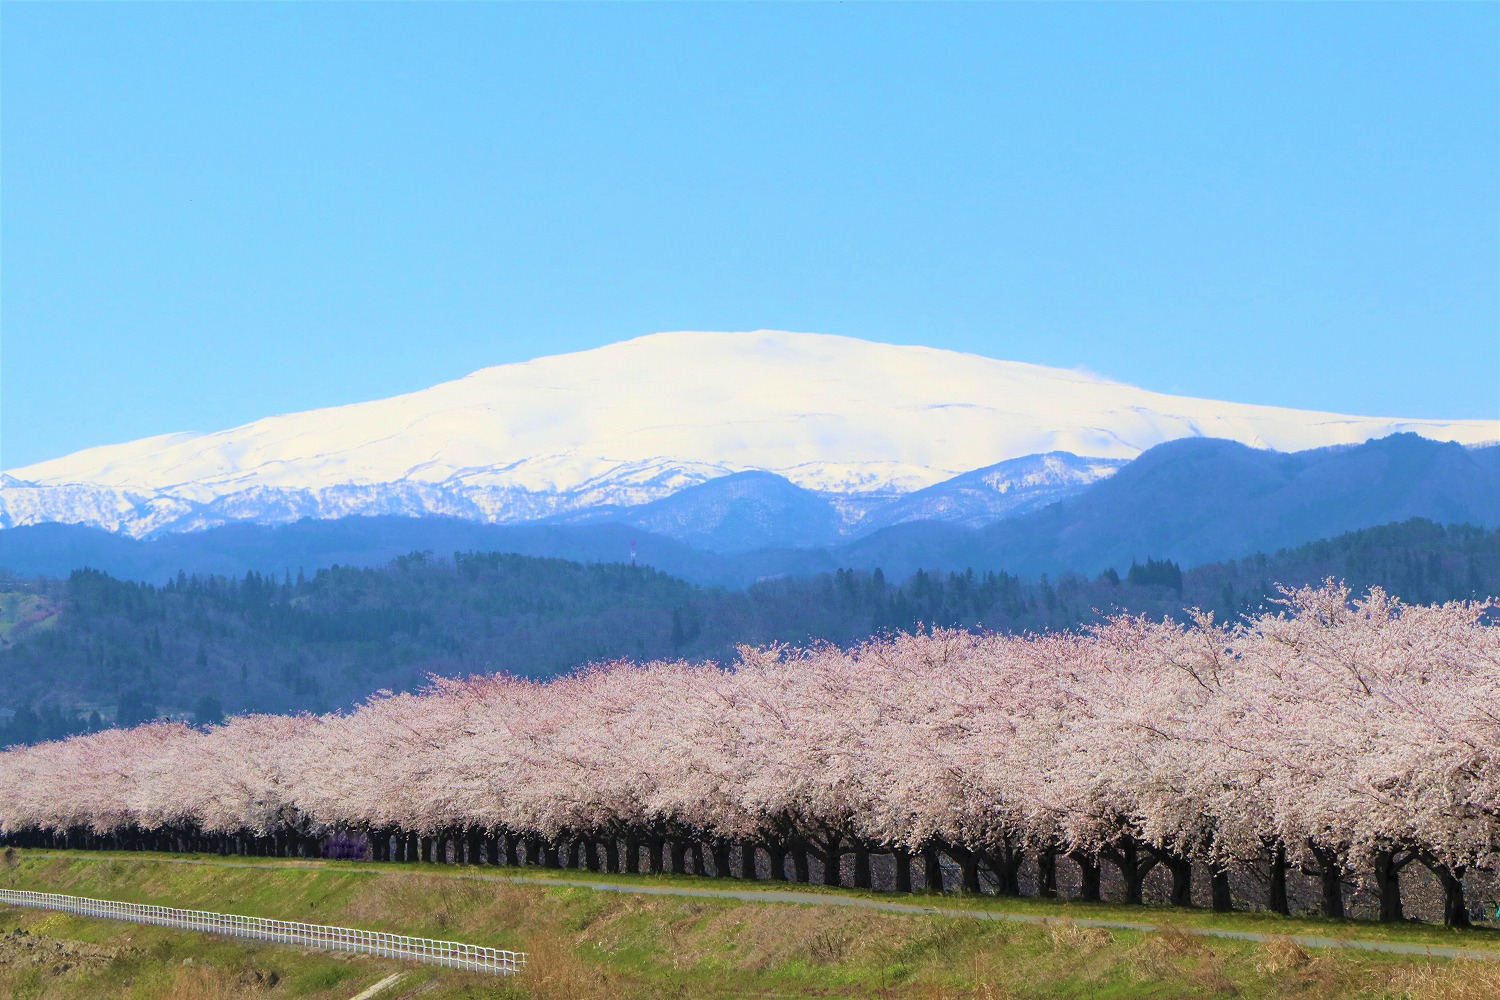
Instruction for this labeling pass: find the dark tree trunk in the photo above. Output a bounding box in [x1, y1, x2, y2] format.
[894, 851, 913, 894]
[768, 843, 788, 882]
[1320, 868, 1345, 919]
[625, 836, 641, 874]
[1210, 863, 1233, 913]
[1307, 844, 1346, 920]
[567, 840, 582, 869]
[648, 837, 665, 875]
[1420, 856, 1471, 929]
[951, 846, 981, 894]
[604, 838, 620, 873]
[585, 840, 602, 872]
[853, 846, 872, 889]
[820, 835, 843, 887]
[740, 843, 758, 880]
[467, 829, 482, 866]
[1373, 849, 1414, 923]
[670, 840, 688, 875]
[988, 840, 1024, 897]
[1163, 852, 1193, 908]
[960, 851, 984, 893]
[1266, 842, 1289, 916]
[505, 832, 521, 867]
[1037, 846, 1058, 899]
[712, 842, 732, 879]
[792, 844, 810, 883]
[1101, 839, 1156, 905]
[923, 847, 944, 892]
[690, 842, 706, 876]
[1071, 851, 1102, 903]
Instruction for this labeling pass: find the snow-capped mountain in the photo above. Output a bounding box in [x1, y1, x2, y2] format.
[4, 330, 1495, 539]
[855, 453, 1130, 534]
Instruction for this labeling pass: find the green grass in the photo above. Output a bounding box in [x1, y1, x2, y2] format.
[21, 848, 1500, 950]
[3, 850, 1499, 999]
[443, 859, 1500, 949]
[0, 906, 484, 1000]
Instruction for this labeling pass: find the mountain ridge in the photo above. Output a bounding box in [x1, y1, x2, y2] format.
[3, 435, 1494, 588]
[5, 330, 1494, 538]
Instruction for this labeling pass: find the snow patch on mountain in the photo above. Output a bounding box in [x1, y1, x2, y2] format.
[859, 453, 1130, 532]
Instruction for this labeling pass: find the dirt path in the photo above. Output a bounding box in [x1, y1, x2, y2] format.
[14, 851, 1500, 962]
[346, 971, 405, 999]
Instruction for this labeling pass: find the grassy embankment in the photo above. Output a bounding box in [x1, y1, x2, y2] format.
[3, 850, 1500, 999]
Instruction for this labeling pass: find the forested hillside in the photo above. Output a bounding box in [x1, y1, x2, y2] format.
[1, 518, 1495, 746]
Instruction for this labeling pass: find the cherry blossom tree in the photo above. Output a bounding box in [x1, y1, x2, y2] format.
[2, 581, 1494, 928]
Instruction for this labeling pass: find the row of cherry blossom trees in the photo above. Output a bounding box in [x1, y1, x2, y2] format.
[2, 584, 1496, 926]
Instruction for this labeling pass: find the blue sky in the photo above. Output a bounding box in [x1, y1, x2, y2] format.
[3, 3, 1497, 470]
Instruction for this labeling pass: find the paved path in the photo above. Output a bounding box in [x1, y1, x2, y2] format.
[15, 851, 1500, 962]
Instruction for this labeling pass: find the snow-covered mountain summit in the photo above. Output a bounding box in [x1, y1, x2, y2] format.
[5, 330, 1496, 538]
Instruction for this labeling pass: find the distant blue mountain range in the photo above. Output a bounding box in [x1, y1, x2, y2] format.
[1, 434, 1495, 586]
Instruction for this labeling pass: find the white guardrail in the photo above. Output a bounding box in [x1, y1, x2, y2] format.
[0, 888, 525, 976]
